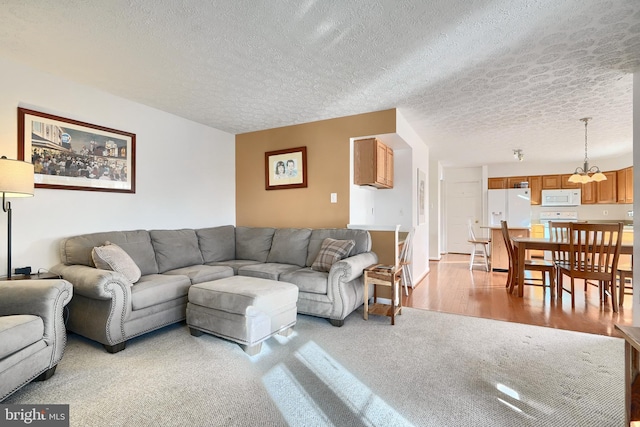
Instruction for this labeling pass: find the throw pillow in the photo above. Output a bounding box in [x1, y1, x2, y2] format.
[91, 241, 142, 284]
[311, 238, 355, 272]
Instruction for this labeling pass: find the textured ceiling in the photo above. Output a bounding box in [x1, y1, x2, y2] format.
[1, 0, 639, 167]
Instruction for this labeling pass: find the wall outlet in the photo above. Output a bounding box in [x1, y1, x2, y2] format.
[603, 210, 608, 216]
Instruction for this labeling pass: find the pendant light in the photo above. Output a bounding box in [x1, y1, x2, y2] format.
[568, 117, 606, 184]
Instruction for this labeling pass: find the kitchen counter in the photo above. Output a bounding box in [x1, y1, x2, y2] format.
[347, 224, 400, 232]
[481, 225, 530, 230]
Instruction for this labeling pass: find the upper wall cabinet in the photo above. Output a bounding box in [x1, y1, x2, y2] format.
[488, 178, 507, 189]
[528, 176, 542, 205]
[560, 174, 581, 189]
[617, 167, 634, 204]
[489, 167, 632, 205]
[542, 175, 561, 189]
[354, 138, 394, 189]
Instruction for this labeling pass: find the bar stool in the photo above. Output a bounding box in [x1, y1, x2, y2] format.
[468, 219, 490, 271]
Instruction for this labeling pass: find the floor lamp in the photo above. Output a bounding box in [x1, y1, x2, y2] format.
[0, 157, 34, 279]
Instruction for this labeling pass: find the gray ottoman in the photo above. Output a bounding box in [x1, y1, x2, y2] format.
[186, 276, 298, 355]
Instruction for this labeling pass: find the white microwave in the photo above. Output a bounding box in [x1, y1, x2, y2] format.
[541, 189, 581, 207]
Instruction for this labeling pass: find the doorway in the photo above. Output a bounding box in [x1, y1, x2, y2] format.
[444, 169, 483, 254]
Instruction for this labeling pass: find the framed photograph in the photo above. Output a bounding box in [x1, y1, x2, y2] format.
[18, 107, 136, 193]
[265, 146, 307, 190]
[417, 168, 426, 224]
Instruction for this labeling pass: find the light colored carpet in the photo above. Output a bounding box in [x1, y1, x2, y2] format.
[5, 307, 625, 426]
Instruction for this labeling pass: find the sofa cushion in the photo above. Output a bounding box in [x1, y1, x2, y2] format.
[150, 229, 204, 273]
[279, 268, 328, 295]
[0, 315, 44, 360]
[235, 227, 275, 262]
[238, 263, 301, 281]
[206, 260, 262, 275]
[163, 265, 234, 284]
[60, 230, 159, 275]
[311, 238, 355, 272]
[91, 242, 142, 284]
[306, 229, 371, 266]
[196, 226, 235, 263]
[266, 228, 312, 267]
[131, 274, 192, 311]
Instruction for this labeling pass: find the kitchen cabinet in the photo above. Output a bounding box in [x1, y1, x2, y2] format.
[528, 176, 542, 205]
[596, 171, 617, 204]
[581, 181, 597, 204]
[560, 174, 581, 189]
[617, 167, 633, 204]
[598, 171, 617, 203]
[542, 175, 561, 189]
[490, 168, 631, 205]
[507, 176, 528, 189]
[354, 138, 394, 189]
[490, 226, 529, 271]
[488, 178, 507, 189]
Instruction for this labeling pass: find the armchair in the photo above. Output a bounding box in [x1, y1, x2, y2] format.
[0, 279, 73, 401]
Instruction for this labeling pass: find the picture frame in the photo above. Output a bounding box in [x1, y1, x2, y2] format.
[17, 107, 136, 193]
[417, 168, 426, 224]
[265, 146, 307, 190]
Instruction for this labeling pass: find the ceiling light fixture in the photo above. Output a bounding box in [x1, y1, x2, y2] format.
[568, 117, 606, 184]
[513, 149, 524, 162]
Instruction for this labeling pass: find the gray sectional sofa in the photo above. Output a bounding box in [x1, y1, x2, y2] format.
[51, 226, 377, 353]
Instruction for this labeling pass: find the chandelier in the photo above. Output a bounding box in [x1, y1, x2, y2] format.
[568, 117, 606, 184]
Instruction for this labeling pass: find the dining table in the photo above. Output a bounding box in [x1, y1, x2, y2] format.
[510, 236, 633, 298]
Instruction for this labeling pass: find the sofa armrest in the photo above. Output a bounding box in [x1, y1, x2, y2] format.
[325, 252, 378, 321]
[0, 279, 73, 365]
[329, 252, 379, 283]
[50, 263, 131, 301]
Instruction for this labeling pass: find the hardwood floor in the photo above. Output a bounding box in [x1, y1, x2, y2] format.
[402, 253, 633, 338]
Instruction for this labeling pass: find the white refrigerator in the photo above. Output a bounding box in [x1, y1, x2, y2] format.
[488, 189, 531, 228]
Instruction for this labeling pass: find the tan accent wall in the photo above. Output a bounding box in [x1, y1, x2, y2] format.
[236, 109, 396, 227]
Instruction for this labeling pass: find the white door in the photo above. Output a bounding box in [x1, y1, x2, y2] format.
[446, 180, 483, 254]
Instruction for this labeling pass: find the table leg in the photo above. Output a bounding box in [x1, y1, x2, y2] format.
[391, 278, 396, 326]
[364, 273, 369, 321]
[517, 241, 525, 297]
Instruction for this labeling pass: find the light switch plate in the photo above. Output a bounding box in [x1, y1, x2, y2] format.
[330, 193, 337, 203]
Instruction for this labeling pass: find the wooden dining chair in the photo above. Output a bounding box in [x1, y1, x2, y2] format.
[500, 220, 556, 297]
[617, 253, 633, 307]
[397, 227, 414, 296]
[557, 222, 623, 311]
[549, 221, 572, 295]
[468, 219, 490, 271]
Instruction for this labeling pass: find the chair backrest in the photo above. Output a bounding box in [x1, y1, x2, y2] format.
[399, 228, 414, 264]
[568, 222, 623, 280]
[500, 220, 516, 267]
[467, 219, 477, 242]
[549, 221, 572, 264]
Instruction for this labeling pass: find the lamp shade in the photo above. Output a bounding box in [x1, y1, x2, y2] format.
[0, 157, 34, 197]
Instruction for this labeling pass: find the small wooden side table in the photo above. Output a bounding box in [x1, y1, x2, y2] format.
[1, 272, 61, 281]
[615, 324, 640, 426]
[363, 264, 402, 325]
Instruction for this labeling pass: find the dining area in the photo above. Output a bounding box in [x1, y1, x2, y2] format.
[500, 220, 633, 313]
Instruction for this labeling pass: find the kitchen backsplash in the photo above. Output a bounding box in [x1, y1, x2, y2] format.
[531, 204, 633, 224]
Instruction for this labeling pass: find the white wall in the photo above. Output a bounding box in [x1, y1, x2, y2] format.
[396, 110, 430, 283]
[0, 58, 236, 275]
[428, 158, 442, 260]
[373, 147, 412, 229]
[488, 154, 631, 177]
[633, 72, 639, 325]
